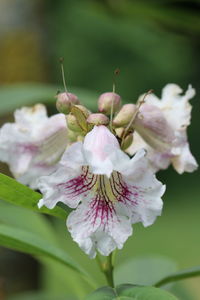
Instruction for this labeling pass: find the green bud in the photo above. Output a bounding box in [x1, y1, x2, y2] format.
[66, 113, 83, 133]
[121, 133, 133, 150]
[113, 104, 136, 127]
[115, 127, 125, 138]
[71, 105, 90, 132]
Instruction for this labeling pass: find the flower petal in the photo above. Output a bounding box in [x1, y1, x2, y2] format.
[134, 103, 175, 152]
[83, 125, 120, 177]
[160, 84, 195, 131]
[67, 197, 133, 258]
[0, 104, 68, 187]
[119, 150, 165, 227]
[171, 142, 198, 174]
[38, 143, 86, 209]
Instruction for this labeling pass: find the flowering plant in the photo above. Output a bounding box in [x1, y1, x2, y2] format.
[0, 83, 198, 299]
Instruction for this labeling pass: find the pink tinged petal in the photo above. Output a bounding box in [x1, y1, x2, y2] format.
[171, 143, 198, 174]
[119, 150, 165, 227]
[66, 173, 134, 258]
[38, 142, 87, 208]
[134, 103, 175, 153]
[60, 142, 86, 168]
[38, 165, 83, 209]
[83, 125, 120, 177]
[126, 133, 172, 172]
[0, 105, 68, 187]
[38, 142, 165, 257]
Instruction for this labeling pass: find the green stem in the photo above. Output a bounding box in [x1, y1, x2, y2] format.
[104, 253, 114, 288]
[96, 253, 115, 288]
[154, 267, 200, 287]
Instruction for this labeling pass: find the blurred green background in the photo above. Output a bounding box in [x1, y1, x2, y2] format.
[0, 0, 199, 299]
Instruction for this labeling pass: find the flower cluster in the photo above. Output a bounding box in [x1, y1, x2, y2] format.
[0, 84, 197, 258]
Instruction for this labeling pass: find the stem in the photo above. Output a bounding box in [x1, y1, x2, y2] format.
[104, 253, 114, 288]
[154, 267, 200, 287]
[96, 253, 115, 288]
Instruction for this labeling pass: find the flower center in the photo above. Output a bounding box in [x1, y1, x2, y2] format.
[58, 166, 139, 206]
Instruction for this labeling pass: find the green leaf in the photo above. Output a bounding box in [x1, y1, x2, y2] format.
[154, 266, 200, 287]
[0, 223, 86, 277]
[0, 83, 98, 114]
[86, 284, 178, 299]
[115, 255, 177, 286]
[85, 286, 116, 300]
[0, 173, 67, 219]
[116, 284, 178, 299]
[0, 201, 56, 242]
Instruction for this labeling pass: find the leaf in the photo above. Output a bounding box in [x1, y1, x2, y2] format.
[0, 173, 67, 219]
[0, 201, 57, 242]
[86, 284, 178, 300]
[154, 266, 200, 287]
[0, 83, 98, 114]
[0, 223, 87, 277]
[115, 255, 177, 286]
[85, 286, 116, 300]
[116, 284, 178, 299]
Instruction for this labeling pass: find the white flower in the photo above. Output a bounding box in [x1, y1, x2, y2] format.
[0, 104, 68, 188]
[128, 84, 198, 174]
[38, 125, 165, 258]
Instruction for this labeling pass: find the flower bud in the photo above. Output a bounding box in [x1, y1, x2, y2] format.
[56, 92, 80, 114]
[98, 92, 121, 115]
[66, 113, 83, 133]
[68, 129, 79, 142]
[87, 113, 109, 126]
[71, 105, 91, 132]
[115, 127, 124, 138]
[121, 133, 133, 150]
[113, 104, 136, 127]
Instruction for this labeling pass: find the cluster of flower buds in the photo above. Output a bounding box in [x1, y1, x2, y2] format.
[0, 83, 198, 258]
[56, 84, 198, 175]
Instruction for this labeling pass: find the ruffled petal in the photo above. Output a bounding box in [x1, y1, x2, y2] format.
[14, 104, 48, 129]
[118, 150, 165, 227]
[0, 105, 68, 187]
[160, 84, 195, 131]
[171, 143, 198, 174]
[134, 84, 198, 174]
[67, 195, 133, 258]
[38, 143, 86, 209]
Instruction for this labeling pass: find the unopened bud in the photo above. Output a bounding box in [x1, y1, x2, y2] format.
[87, 113, 109, 126]
[68, 129, 79, 142]
[121, 133, 133, 150]
[115, 127, 124, 138]
[56, 92, 80, 114]
[98, 92, 121, 115]
[113, 104, 136, 127]
[71, 105, 90, 132]
[66, 113, 83, 133]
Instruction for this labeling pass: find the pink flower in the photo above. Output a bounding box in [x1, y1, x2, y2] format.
[128, 84, 198, 173]
[38, 125, 165, 258]
[0, 104, 68, 188]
